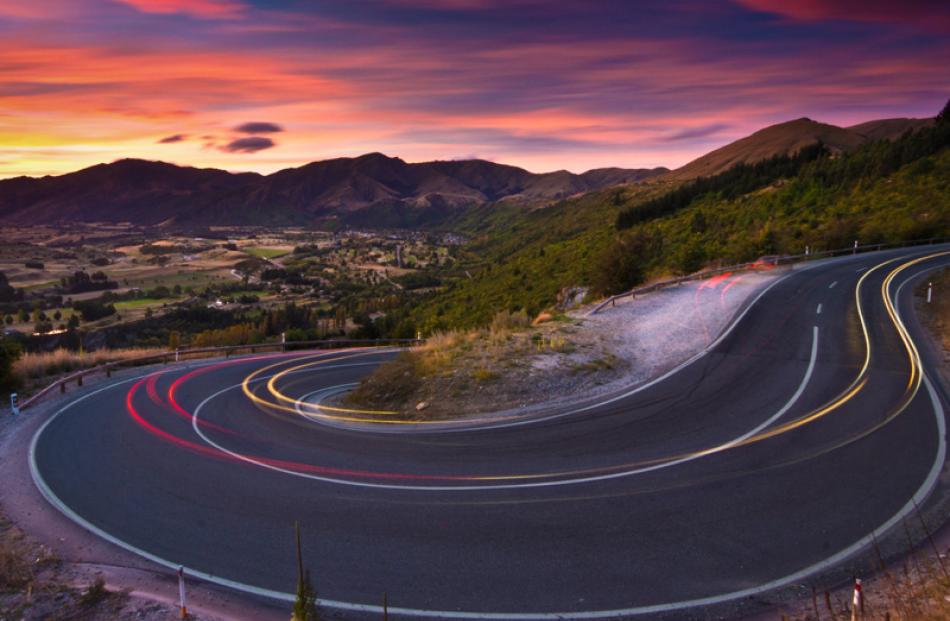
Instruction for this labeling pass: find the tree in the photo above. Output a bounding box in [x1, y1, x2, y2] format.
[4, 315, 12, 325]
[938, 98, 950, 125]
[590, 231, 657, 296]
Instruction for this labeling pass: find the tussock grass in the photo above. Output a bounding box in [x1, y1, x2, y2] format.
[14, 347, 163, 381]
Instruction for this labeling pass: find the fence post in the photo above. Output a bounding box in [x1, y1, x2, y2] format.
[177, 566, 187, 619]
[850, 578, 862, 621]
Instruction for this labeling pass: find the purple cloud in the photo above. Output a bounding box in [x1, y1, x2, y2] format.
[221, 136, 276, 153]
[234, 122, 284, 134]
[158, 133, 187, 144]
[663, 124, 731, 142]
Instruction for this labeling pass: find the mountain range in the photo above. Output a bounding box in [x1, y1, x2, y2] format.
[0, 116, 932, 228]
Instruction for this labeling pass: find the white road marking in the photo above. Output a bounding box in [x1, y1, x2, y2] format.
[29, 356, 949, 621]
[856, 267, 867, 273]
[829, 280, 838, 289]
[817, 304, 822, 315]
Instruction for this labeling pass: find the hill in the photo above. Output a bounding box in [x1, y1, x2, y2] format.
[0, 154, 666, 228]
[669, 116, 932, 181]
[669, 118, 865, 180]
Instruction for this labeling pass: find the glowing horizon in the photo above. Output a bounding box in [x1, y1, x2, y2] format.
[0, 0, 947, 179]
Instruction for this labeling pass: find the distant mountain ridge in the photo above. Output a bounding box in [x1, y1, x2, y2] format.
[0, 114, 932, 228]
[0, 154, 667, 228]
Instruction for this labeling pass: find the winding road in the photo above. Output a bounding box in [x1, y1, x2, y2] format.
[29, 246, 950, 619]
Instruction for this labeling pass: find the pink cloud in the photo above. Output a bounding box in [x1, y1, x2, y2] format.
[735, 0, 950, 31]
[113, 0, 245, 19]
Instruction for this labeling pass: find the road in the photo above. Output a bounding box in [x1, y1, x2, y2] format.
[30, 246, 950, 619]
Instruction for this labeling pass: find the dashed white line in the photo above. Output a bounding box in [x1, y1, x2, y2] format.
[829, 280, 838, 289]
[816, 303, 822, 315]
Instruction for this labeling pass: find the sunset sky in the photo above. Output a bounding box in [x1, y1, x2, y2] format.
[1, 0, 948, 178]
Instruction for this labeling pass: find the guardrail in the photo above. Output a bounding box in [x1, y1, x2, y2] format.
[18, 338, 422, 411]
[588, 235, 950, 315]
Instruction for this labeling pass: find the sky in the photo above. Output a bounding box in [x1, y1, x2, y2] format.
[0, 0, 948, 178]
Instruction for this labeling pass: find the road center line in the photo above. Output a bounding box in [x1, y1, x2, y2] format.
[816, 303, 822, 315]
[829, 280, 838, 289]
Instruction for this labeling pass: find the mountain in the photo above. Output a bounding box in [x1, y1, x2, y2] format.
[0, 154, 667, 228]
[669, 116, 933, 180]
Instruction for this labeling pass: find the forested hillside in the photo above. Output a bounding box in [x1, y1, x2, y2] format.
[404, 101, 950, 334]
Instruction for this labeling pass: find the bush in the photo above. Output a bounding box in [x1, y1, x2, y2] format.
[490, 309, 530, 332]
[0, 338, 22, 397]
[73, 300, 117, 322]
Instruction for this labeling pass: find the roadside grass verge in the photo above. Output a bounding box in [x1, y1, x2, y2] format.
[13, 347, 163, 382]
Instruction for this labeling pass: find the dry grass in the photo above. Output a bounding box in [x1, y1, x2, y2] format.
[788, 556, 950, 621]
[922, 268, 950, 350]
[14, 347, 163, 381]
[0, 515, 34, 591]
[345, 310, 586, 419]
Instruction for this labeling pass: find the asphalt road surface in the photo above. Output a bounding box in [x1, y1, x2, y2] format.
[30, 246, 950, 619]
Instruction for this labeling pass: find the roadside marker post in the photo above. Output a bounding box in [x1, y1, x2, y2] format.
[853, 240, 859, 254]
[927, 282, 933, 304]
[850, 578, 862, 621]
[177, 565, 187, 619]
[9, 392, 19, 416]
[175, 348, 180, 362]
[282, 331, 286, 352]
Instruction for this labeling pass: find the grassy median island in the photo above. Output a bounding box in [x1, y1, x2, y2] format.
[344, 310, 626, 421]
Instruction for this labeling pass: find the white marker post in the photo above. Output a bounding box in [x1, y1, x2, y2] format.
[850, 578, 862, 621]
[853, 240, 859, 254]
[9, 392, 19, 416]
[805, 245, 810, 257]
[928, 282, 933, 304]
[177, 565, 187, 619]
[175, 348, 180, 363]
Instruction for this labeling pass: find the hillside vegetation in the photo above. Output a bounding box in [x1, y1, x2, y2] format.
[406, 102, 949, 333]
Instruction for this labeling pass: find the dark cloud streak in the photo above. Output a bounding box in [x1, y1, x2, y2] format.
[234, 121, 283, 134]
[221, 136, 276, 152]
[158, 133, 187, 143]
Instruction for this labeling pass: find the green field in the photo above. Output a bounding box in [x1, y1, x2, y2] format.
[244, 246, 290, 259]
[114, 297, 179, 310]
